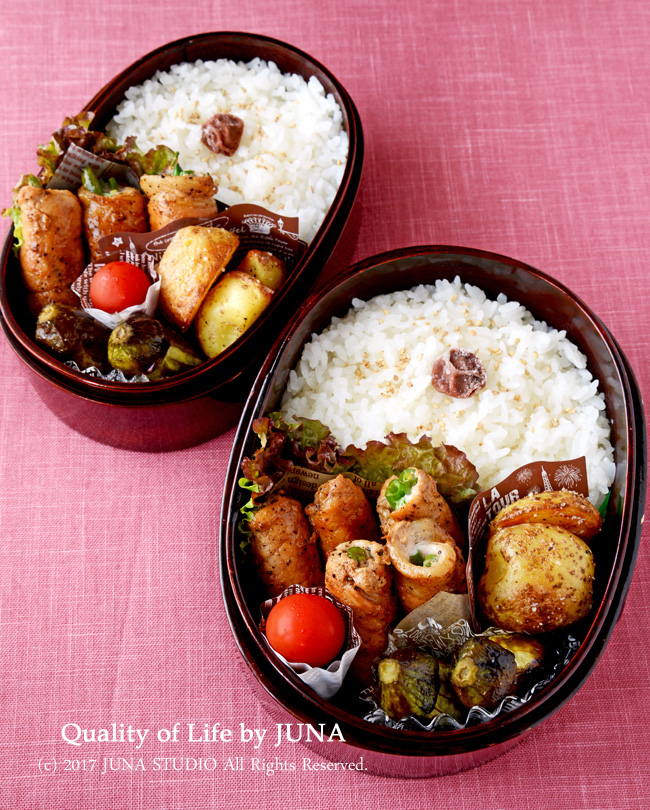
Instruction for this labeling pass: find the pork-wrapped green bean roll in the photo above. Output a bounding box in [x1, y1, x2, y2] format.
[305, 474, 381, 558]
[139, 174, 218, 231]
[249, 495, 324, 598]
[78, 174, 149, 261]
[325, 540, 397, 684]
[16, 185, 84, 315]
[386, 518, 467, 613]
[377, 467, 465, 545]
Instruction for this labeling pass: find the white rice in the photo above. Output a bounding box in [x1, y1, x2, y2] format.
[280, 278, 615, 505]
[106, 58, 349, 244]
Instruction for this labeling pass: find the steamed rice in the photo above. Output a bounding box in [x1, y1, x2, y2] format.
[280, 278, 615, 505]
[106, 58, 349, 244]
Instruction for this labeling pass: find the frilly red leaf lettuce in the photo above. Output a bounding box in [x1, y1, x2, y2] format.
[241, 413, 479, 504]
[34, 112, 182, 184]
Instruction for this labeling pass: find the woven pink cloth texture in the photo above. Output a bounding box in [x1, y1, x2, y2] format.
[1, 1, 648, 808]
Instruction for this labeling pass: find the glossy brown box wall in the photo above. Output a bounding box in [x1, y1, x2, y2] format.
[0, 32, 364, 451]
[220, 245, 646, 777]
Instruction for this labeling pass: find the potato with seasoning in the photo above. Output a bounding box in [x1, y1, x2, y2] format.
[236, 250, 288, 292]
[477, 523, 594, 633]
[156, 225, 239, 332]
[489, 489, 602, 541]
[195, 270, 273, 358]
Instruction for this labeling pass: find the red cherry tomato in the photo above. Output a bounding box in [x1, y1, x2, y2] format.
[265, 593, 346, 667]
[89, 261, 152, 313]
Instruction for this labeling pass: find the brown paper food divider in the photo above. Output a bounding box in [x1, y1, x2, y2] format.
[466, 456, 589, 631]
[264, 467, 382, 503]
[46, 142, 141, 190]
[95, 203, 304, 271]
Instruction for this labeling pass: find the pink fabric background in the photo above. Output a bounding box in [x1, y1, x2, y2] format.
[1, 1, 648, 807]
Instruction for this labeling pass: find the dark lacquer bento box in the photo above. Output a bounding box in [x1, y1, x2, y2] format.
[220, 245, 646, 777]
[0, 32, 363, 451]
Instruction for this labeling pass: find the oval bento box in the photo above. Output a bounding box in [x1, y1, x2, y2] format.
[0, 32, 364, 451]
[220, 245, 646, 777]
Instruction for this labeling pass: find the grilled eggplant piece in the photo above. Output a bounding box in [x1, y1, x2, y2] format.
[146, 329, 204, 379]
[378, 649, 440, 720]
[378, 648, 463, 722]
[107, 313, 169, 376]
[450, 637, 518, 710]
[488, 633, 545, 688]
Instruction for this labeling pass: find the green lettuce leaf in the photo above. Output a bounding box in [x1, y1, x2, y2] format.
[342, 433, 479, 503]
[2, 174, 43, 255]
[240, 413, 479, 504]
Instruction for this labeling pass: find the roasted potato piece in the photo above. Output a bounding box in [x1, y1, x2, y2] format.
[490, 489, 602, 541]
[156, 225, 240, 332]
[235, 250, 287, 292]
[477, 524, 594, 633]
[195, 270, 273, 358]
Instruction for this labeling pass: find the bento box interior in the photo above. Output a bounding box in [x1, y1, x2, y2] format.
[221, 246, 645, 764]
[0, 32, 364, 407]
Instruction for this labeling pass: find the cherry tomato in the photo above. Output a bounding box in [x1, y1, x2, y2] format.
[265, 593, 346, 667]
[89, 261, 152, 313]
